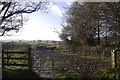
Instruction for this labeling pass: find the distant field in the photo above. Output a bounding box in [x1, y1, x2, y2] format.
[16, 41, 59, 49]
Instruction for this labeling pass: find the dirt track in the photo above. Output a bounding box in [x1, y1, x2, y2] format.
[32, 50, 111, 78]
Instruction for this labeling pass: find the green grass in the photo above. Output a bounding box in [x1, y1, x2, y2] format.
[57, 51, 111, 63]
[94, 68, 119, 80]
[55, 72, 85, 80]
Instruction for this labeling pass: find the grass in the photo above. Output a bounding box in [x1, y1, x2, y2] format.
[57, 51, 111, 63]
[55, 71, 85, 80]
[93, 68, 120, 80]
[2, 42, 116, 80]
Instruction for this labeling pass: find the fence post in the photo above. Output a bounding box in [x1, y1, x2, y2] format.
[28, 46, 32, 71]
[111, 49, 117, 69]
[51, 50, 55, 78]
[102, 51, 105, 60]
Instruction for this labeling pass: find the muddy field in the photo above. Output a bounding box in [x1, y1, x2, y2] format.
[32, 50, 112, 78]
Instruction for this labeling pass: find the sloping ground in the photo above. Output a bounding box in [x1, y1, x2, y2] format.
[33, 50, 111, 79]
[33, 50, 55, 78]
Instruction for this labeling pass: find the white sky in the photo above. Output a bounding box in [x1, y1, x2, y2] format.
[0, 0, 117, 41]
[0, 1, 71, 41]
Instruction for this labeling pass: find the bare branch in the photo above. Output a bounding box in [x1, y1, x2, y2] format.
[0, 1, 49, 36]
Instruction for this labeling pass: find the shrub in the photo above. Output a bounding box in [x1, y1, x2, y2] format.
[55, 72, 85, 80]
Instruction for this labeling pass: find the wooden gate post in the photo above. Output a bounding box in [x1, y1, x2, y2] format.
[28, 46, 32, 71]
[0, 42, 2, 79]
[111, 49, 117, 69]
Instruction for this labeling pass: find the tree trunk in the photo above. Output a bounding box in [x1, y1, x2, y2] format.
[97, 24, 100, 45]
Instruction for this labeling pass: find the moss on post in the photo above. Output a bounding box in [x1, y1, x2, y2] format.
[111, 49, 117, 69]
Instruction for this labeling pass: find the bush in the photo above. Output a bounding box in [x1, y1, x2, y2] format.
[94, 68, 119, 80]
[55, 72, 85, 80]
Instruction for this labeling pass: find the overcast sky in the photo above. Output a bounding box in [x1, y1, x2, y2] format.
[0, 1, 72, 41]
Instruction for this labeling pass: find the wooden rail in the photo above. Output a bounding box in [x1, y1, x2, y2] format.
[4, 57, 28, 60]
[3, 51, 27, 54]
[4, 63, 28, 67]
[2, 47, 32, 71]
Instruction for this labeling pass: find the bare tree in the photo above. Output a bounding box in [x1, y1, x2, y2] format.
[61, 2, 120, 48]
[0, 1, 49, 36]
